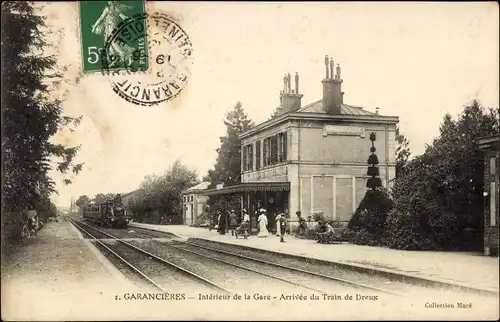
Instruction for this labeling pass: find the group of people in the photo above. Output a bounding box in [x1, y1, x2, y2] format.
[211, 206, 341, 244]
[212, 208, 290, 243]
[256, 208, 288, 242]
[214, 208, 250, 238]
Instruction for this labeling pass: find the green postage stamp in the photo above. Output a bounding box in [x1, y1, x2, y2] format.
[78, 0, 149, 73]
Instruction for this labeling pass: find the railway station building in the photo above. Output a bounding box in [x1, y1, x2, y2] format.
[182, 181, 210, 226]
[477, 134, 499, 257]
[204, 56, 399, 232]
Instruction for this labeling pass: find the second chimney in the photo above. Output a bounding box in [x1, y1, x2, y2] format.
[279, 72, 303, 114]
[322, 55, 343, 114]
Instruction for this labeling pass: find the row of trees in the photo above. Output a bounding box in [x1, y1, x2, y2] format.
[75, 193, 117, 210]
[126, 160, 199, 224]
[347, 100, 499, 250]
[2, 2, 82, 243]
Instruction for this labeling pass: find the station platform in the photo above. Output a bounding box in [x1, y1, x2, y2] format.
[1, 218, 132, 321]
[129, 222, 500, 294]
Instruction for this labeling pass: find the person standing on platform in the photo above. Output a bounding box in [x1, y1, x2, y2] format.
[279, 213, 288, 243]
[217, 210, 226, 235]
[297, 211, 308, 237]
[242, 209, 250, 238]
[275, 212, 282, 237]
[257, 209, 269, 238]
[229, 209, 238, 236]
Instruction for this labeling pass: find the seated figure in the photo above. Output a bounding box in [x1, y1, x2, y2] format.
[317, 221, 337, 244]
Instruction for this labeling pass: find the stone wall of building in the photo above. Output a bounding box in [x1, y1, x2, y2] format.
[484, 149, 499, 256]
[183, 192, 209, 226]
[297, 123, 395, 165]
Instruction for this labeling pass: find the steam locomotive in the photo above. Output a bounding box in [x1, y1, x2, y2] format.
[82, 195, 131, 228]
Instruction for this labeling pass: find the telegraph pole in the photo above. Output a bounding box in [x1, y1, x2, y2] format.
[69, 196, 74, 215]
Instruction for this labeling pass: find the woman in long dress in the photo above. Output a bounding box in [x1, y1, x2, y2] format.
[275, 212, 282, 237]
[258, 210, 268, 238]
[91, 1, 135, 67]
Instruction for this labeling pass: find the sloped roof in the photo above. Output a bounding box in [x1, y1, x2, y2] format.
[121, 189, 140, 198]
[184, 181, 210, 193]
[297, 99, 377, 116]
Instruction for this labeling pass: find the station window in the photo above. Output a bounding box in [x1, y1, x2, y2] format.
[243, 143, 254, 171]
[242, 145, 248, 171]
[248, 143, 254, 171]
[263, 138, 269, 167]
[261, 131, 288, 167]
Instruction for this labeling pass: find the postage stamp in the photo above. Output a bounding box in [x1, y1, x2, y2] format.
[105, 12, 193, 106]
[78, 0, 149, 73]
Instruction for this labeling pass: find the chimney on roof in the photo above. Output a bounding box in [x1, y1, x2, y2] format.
[322, 55, 343, 114]
[278, 72, 303, 116]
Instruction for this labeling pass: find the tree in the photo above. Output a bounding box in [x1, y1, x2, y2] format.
[75, 195, 90, 209]
[93, 193, 115, 205]
[35, 195, 57, 221]
[395, 125, 411, 177]
[383, 100, 499, 250]
[206, 101, 254, 188]
[131, 160, 199, 224]
[345, 132, 394, 246]
[366, 132, 382, 190]
[2, 2, 83, 213]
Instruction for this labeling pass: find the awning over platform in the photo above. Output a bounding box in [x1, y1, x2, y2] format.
[203, 182, 290, 196]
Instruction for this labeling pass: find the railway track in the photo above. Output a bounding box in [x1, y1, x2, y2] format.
[68, 218, 232, 294]
[158, 239, 406, 297]
[69, 217, 397, 297]
[75, 216, 178, 239]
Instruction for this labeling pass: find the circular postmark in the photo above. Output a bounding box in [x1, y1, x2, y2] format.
[102, 12, 193, 106]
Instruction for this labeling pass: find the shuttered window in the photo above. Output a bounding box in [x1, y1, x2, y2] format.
[282, 132, 288, 161]
[243, 145, 248, 171]
[256, 141, 261, 170]
[249, 143, 254, 171]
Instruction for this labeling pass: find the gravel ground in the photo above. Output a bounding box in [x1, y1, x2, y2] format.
[186, 239, 498, 302]
[124, 227, 178, 239]
[128, 239, 306, 295]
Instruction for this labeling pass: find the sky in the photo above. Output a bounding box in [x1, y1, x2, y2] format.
[40, 2, 499, 208]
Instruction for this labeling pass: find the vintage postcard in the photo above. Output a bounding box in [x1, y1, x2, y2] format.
[1, 1, 499, 321]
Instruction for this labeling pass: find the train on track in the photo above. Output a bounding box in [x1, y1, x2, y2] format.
[82, 195, 131, 228]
